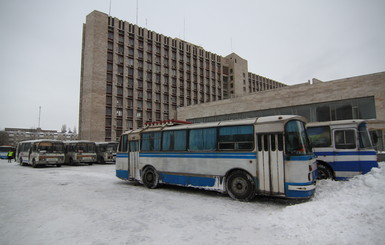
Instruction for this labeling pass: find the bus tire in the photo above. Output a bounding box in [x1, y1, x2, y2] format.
[98, 156, 105, 164]
[19, 158, 24, 166]
[56, 164, 61, 168]
[317, 163, 334, 180]
[226, 170, 256, 202]
[142, 166, 159, 189]
[32, 159, 37, 168]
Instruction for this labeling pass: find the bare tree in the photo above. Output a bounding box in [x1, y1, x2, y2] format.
[0, 131, 9, 145]
[61, 124, 67, 133]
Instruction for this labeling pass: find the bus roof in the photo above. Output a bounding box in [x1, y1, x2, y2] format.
[307, 119, 367, 128]
[121, 115, 307, 135]
[18, 139, 64, 144]
[64, 140, 95, 144]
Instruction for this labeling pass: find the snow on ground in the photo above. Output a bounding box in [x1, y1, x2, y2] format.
[0, 159, 384, 245]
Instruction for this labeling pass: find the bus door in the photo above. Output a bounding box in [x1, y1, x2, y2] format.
[129, 140, 140, 179]
[333, 128, 359, 178]
[257, 133, 285, 195]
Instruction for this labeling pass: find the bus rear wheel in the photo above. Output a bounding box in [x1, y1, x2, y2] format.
[142, 166, 159, 189]
[226, 170, 256, 202]
[317, 163, 334, 180]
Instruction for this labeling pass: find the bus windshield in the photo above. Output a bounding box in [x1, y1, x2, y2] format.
[38, 142, 64, 153]
[77, 143, 96, 153]
[107, 143, 118, 152]
[358, 123, 373, 149]
[285, 120, 312, 155]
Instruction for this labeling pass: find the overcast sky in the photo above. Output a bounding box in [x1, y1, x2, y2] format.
[1, 0, 384, 131]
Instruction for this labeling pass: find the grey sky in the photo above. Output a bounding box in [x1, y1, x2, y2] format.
[1, 0, 384, 131]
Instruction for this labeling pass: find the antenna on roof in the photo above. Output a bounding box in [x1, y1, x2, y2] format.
[38, 106, 41, 129]
[108, 0, 112, 16]
[136, 0, 139, 25]
[183, 17, 186, 40]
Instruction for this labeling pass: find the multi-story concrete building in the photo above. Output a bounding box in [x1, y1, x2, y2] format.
[79, 10, 285, 142]
[2, 128, 78, 146]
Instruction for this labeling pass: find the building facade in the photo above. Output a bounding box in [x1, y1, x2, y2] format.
[2, 128, 78, 147]
[177, 71, 385, 151]
[79, 10, 285, 142]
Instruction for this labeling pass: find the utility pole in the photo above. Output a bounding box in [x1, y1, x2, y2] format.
[38, 106, 41, 129]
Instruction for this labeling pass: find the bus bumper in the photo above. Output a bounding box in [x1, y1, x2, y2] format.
[285, 182, 316, 198]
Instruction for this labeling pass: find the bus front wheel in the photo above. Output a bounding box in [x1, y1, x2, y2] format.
[226, 170, 256, 202]
[142, 166, 159, 189]
[32, 159, 37, 168]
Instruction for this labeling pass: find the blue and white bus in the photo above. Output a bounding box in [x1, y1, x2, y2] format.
[307, 120, 378, 180]
[0, 145, 15, 159]
[116, 116, 317, 201]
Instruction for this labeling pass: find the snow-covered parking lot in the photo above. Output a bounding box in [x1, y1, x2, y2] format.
[1, 159, 385, 245]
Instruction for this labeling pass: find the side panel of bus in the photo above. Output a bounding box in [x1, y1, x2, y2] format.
[138, 152, 257, 189]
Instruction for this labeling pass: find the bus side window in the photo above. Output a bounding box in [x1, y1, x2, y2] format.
[218, 125, 253, 150]
[189, 128, 217, 151]
[307, 126, 331, 147]
[162, 130, 187, 151]
[119, 135, 128, 152]
[141, 132, 161, 151]
[129, 141, 139, 152]
[334, 130, 356, 149]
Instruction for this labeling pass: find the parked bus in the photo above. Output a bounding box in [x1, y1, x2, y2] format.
[96, 142, 118, 163]
[307, 120, 378, 180]
[0, 145, 15, 159]
[64, 140, 97, 165]
[16, 140, 65, 167]
[116, 116, 317, 201]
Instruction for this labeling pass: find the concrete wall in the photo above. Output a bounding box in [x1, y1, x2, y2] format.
[79, 11, 108, 141]
[177, 71, 385, 122]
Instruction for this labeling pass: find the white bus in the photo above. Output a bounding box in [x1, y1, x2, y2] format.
[96, 142, 118, 163]
[64, 140, 97, 165]
[116, 116, 317, 201]
[307, 120, 378, 180]
[16, 140, 65, 167]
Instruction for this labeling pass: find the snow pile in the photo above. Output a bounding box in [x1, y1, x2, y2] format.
[0, 161, 385, 245]
[268, 162, 385, 245]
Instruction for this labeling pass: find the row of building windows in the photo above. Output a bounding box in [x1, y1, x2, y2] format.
[107, 21, 222, 63]
[188, 97, 376, 124]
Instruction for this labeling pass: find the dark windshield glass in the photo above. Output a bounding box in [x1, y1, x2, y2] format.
[285, 120, 312, 155]
[38, 142, 64, 153]
[107, 143, 118, 151]
[358, 123, 373, 149]
[77, 143, 96, 153]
